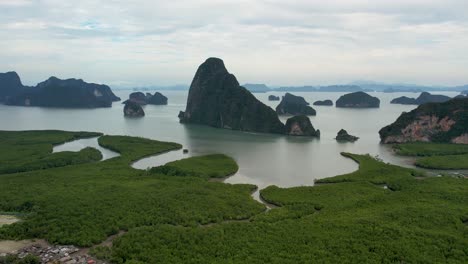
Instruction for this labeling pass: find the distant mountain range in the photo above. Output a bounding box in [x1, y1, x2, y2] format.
[241, 82, 468, 93]
[242, 83, 371, 93]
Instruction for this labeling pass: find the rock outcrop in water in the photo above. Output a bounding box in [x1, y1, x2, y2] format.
[335, 129, 359, 142]
[336, 92, 380, 108]
[268, 95, 280, 101]
[124, 100, 145, 117]
[2, 74, 120, 108]
[127, 92, 148, 105]
[178, 58, 286, 134]
[390, 92, 451, 105]
[147, 92, 168, 105]
[285, 115, 320, 137]
[379, 98, 468, 144]
[276, 93, 316, 115]
[126, 91, 168, 105]
[313, 99, 333, 106]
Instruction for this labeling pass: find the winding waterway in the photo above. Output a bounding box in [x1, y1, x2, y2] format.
[53, 137, 120, 161]
[0, 90, 462, 192]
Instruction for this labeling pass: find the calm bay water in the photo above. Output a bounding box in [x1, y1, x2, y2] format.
[0, 90, 460, 190]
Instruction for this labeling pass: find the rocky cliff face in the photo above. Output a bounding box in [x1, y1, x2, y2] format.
[276, 93, 316, 115]
[5, 76, 120, 108]
[285, 115, 320, 137]
[336, 92, 380, 108]
[379, 98, 468, 144]
[125, 91, 168, 105]
[336, 129, 359, 142]
[179, 58, 285, 134]
[147, 92, 168, 105]
[124, 101, 145, 117]
[0, 71, 25, 102]
[391, 92, 451, 105]
[127, 92, 148, 105]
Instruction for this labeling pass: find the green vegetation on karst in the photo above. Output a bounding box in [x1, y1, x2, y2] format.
[149, 154, 238, 178]
[394, 143, 468, 170]
[0, 131, 264, 247]
[1, 131, 467, 263]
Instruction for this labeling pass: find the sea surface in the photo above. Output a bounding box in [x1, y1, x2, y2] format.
[0, 90, 460, 191]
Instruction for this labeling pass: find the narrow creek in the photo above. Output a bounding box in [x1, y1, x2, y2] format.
[53, 138, 272, 207]
[53, 137, 120, 161]
[54, 137, 467, 211]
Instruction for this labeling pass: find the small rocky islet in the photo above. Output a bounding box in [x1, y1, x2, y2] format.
[276, 93, 316, 116]
[335, 129, 359, 142]
[313, 99, 333, 106]
[335, 91, 380, 108]
[285, 115, 320, 137]
[124, 91, 168, 105]
[268, 95, 280, 101]
[123, 100, 145, 118]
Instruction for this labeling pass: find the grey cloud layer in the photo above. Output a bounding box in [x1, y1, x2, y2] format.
[0, 0, 467, 86]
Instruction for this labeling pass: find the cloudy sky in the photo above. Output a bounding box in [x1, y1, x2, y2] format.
[1, 0, 467, 87]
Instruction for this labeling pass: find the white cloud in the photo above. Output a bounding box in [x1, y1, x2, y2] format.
[0, 0, 467, 86]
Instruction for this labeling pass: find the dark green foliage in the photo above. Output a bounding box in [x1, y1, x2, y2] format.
[394, 143, 468, 169]
[380, 98, 468, 143]
[335, 91, 380, 108]
[97, 135, 181, 162]
[0, 255, 40, 264]
[394, 142, 468, 156]
[416, 154, 468, 169]
[0, 130, 102, 174]
[0, 131, 263, 247]
[1, 131, 468, 263]
[315, 153, 424, 186]
[90, 246, 113, 261]
[104, 153, 468, 263]
[149, 154, 238, 178]
[0, 147, 102, 174]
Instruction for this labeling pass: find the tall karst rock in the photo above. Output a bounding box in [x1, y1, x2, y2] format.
[179, 58, 285, 134]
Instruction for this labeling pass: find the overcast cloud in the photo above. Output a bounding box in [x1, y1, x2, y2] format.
[1, 0, 467, 86]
